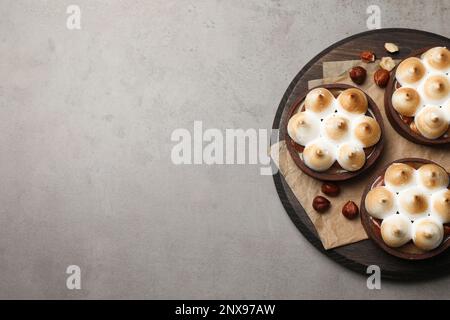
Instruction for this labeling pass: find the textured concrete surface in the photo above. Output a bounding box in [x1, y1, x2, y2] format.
[0, 0, 449, 299]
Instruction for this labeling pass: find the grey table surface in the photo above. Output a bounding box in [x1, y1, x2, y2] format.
[0, 0, 449, 299]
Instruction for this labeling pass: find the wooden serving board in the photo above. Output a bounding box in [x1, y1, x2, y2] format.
[272, 28, 450, 280]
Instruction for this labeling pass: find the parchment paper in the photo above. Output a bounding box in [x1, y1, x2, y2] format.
[274, 60, 450, 250]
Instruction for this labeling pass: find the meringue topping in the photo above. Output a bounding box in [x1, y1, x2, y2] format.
[431, 189, 450, 223]
[338, 88, 368, 115]
[391, 87, 421, 117]
[396, 57, 426, 85]
[305, 88, 334, 114]
[287, 87, 382, 173]
[323, 115, 350, 141]
[415, 106, 449, 139]
[287, 111, 321, 146]
[412, 217, 444, 251]
[384, 163, 415, 191]
[417, 163, 449, 191]
[380, 214, 412, 248]
[303, 139, 335, 172]
[365, 186, 396, 219]
[423, 75, 449, 101]
[398, 187, 429, 220]
[353, 116, 382, 147]
[424, 47, 450, 71]
[336, 143, 365, 172]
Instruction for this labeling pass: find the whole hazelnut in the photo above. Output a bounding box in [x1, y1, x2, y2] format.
[360, 51, 376, 63]
[342, 201, 359, 219]
[349, 66, 367, 85]
[312, 196, 331, 213]
[321, 182, 340, 197]
[374, 68, 390, 88]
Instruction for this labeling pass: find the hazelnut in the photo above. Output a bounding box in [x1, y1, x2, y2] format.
[384, 42, 399, 54]
[360, 51, 376, 63]
[312, 196, 331, 213]
[342, 201, 359, 219]
[349, 66, 367, 85]
[380, 57, 396, 72]
[321, 182, 340, 197]
[374, 68, 390, 88]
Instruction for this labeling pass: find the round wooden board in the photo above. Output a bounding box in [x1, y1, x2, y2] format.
[272, 28, 450, 280]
